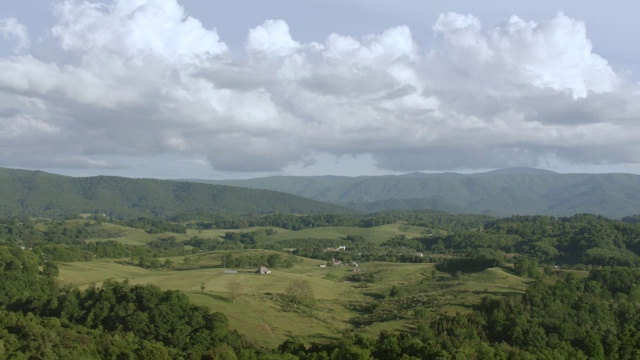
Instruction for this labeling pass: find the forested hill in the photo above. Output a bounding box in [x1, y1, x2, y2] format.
[0, 167, 353, 218]
[189, 168, 640, 218]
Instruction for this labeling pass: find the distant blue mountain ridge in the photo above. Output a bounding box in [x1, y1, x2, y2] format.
[189, 168, 640, 218]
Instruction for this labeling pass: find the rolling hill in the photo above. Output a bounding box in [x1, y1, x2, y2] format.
[188, 168, 640, 218]
[0, 167, 353, 218]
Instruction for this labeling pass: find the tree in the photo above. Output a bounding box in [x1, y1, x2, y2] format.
[513, 257, 535, 277]
[225, 279, 243, 304]
[163, 259, 174, 269]
[284, 280, 315, 307]
[267, 253, 282, 268]
[43, 261, 59, 278]
[278, 339, 306, 356]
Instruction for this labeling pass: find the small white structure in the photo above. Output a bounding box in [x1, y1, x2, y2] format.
[319, 264, 327, 268]
[258, 266, 271, 275]
[325, 245, 347, 252]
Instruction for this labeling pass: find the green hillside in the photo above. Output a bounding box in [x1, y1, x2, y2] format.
[4, 213, 640, 358]
[0, 167, 353, 218]
[189, 168, 640, 218]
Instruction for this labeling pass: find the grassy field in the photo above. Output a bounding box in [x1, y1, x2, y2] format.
[265, 223, 427, 245]
[83, 222, 191, 245]
[58, 249, 529, 347]
[80, 221, 429, 248]
[59, 254, 356, 347]
[185, 222, 427, 245]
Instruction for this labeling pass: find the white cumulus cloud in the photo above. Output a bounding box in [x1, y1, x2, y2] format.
[52, 0, 228, 63]
[431, 12, 618, 99]
[0, 1, 639, 175]
[246, 20, 301, 58]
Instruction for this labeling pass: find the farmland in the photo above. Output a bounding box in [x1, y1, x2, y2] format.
[2, 211, 636, 358]
[58, 247, 530, 347]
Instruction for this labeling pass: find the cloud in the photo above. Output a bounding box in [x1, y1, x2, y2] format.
[0, 2, 639, 175]
[52, 0, 228, 63]
[0, 17, 31, 53]
[323, 26, 418, 67]
[430, 12, 618, 99]
[246, 20, 301, 58]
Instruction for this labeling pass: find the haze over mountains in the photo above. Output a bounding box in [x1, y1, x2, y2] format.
[190, 168, 640, 219]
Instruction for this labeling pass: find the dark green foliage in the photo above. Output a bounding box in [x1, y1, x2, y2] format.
[436, 251, 504, 274]
[0, 309, 104, 359]
[28, 280, 243, 353]
[220, 252, 300, 269]
[184, 236, 221, 250]
[118, 217, 187, 234]
[423, 214, 640, 266]
[0, 246, 50, 305]
[588, 267, 640, 294]
[278, 339, 306, 356]
[512, 256, 540, 278]
[347, 271, 380, 284]
[381, 235, 425, 251]
[0, 246, 263, 359]
[277, 271, 640, 359]
[186, 213, 402, 231]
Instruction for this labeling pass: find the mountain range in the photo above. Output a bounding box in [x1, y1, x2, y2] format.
[188, 167, 640, 218]
[0, 167, 351, 218]
[1, 166, 639, 219]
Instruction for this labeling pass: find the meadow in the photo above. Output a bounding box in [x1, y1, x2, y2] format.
[58, 247, 530, 347]
[74, 221, 426, 246]
[5, 212, 625, 358]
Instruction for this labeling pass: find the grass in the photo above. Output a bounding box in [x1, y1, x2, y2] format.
[186, 226, 292, 239]
[58, 250, 530, 347]
[57, 261, 153, 286]
[59, 254, 355, 347]
[262, 222, 427, 245]
[423, 267, 530, 313]
[81, 222, 191, 245]
[80, 221, 428, 248]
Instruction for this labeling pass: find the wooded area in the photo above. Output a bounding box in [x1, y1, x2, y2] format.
[2, 212, 640, 358]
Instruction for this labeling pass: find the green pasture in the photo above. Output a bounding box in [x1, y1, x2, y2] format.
[59, 253, 358, 347]
[58, 249, 530, 347]
[83, 222, 191, 245]
[80, 222, 428, 249]
[263, 222, 427, 244]
[185, 226, 292, 239]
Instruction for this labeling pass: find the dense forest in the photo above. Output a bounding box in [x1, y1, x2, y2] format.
[4, 166, 640, 219]
[0, 167, 352, 218]
[2, 212, 640, 358]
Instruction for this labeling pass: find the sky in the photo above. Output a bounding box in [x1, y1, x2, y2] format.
[1, 0, 640, 179]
